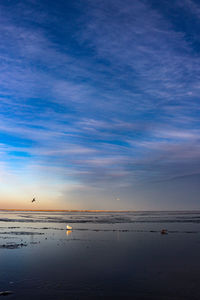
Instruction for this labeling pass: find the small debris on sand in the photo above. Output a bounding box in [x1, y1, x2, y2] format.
[0, 291, 13, 296]
[0, 243, 27, 249]
[0, 231, 44, 236]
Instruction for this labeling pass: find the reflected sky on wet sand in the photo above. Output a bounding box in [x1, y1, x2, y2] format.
[1, 211, 200, 299]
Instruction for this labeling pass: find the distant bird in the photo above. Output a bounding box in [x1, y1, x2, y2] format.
[66, 225, 72, 230]
[31, 197, 36, 203]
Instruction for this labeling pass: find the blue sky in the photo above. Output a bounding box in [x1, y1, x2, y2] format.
[0, 0, 200, 210]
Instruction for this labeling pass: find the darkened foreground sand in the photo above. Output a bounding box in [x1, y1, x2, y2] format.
[1, 211, 200, 299]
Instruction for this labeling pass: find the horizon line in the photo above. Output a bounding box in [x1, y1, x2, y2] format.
[0, 208, 200, 212]
[0, 208, 135, 212]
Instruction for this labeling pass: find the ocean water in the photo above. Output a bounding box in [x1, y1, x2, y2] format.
[0, 210, 200, 299]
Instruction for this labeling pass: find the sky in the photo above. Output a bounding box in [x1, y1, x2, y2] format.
[0, 0, 200, 210]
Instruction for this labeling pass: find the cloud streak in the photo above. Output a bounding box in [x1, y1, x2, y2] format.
[1, 0, 200, 208]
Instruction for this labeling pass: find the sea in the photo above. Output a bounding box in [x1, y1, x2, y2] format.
[0, 210, 200, 299]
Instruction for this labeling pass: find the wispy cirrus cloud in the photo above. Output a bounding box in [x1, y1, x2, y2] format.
[1, 0, 200, 208]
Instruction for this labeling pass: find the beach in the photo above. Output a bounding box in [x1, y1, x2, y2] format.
[0, 210, 200, 299]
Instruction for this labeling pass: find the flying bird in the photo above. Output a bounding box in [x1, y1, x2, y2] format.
[31, 198, 36, 203]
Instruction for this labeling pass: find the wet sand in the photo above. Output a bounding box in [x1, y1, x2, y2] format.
[1, 210, 200, 299]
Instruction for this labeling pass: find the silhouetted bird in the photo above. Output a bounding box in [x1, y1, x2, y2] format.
[32, 198, 36, 203]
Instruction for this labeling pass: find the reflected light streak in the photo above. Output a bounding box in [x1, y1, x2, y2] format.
[66, 230, 72, 236]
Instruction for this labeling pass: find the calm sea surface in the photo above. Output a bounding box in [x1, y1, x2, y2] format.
[0, 210, 200, 299]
